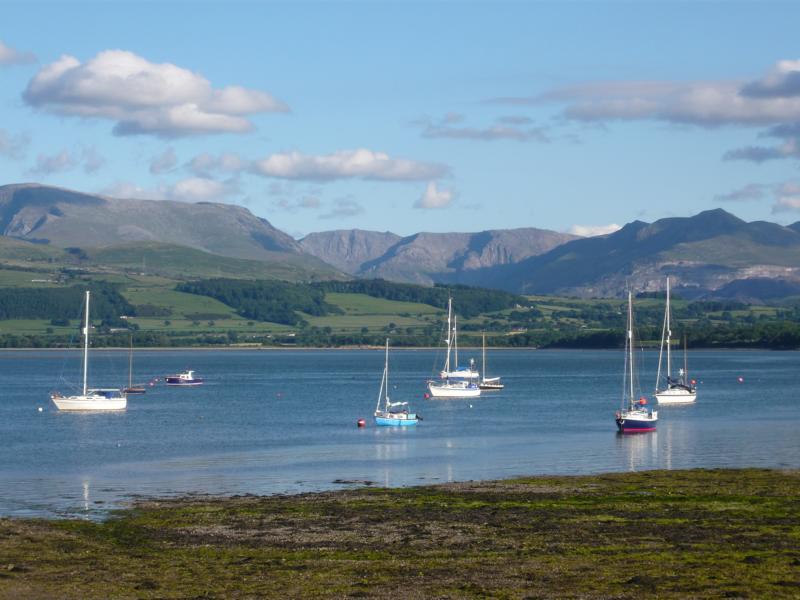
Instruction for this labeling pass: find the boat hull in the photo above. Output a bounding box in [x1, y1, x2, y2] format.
[616, 411, 658, 433]
[428, 382, 481, 398]
[166, 378, 203, 386]
[479, 380, 504, 390]
[655, 388, 696, 404]
[51, 394, 127, 411]
[375, 413, 419, 426]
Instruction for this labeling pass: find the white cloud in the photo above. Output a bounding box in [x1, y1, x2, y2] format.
[414, 182, 454, 209]
[81, 146, 105, 173]
[320, 196, 364, 219]
[772, 182, 800, 213]
[418, 115, 549, 142]
[714, 183, 768, 202]
[169, 177, 236, 202]
[253, 148, 447, 181]
[100, 177, 236, 202]
[0, 129, 29, 159]
[742, 59, 800, 98]
[28, 147, 105, 175]
[24, 50, 288, 137]
[511, 60, 800, 127]
[101, 181, 169, 200]
[0, 40, 35, 66]
[724, 138, 800, 163]
[567, 223, 621, 237]
[29, 150, 77, 174]
[150, 147, 178, 174]
[272, 195, 322, 213]
[188, 152, 250, 176]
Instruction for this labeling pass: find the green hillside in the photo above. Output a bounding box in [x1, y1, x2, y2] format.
[88, 242, 341, 281]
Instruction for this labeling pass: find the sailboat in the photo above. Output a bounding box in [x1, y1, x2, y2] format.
[439, 302, 479, 381]
[478, 332, 504, 390]
[50, 291, 127, 411]
[122, 334, 146, 394]
[428, 297, 480, 398]
[655, 277, 697, 404]
[615, 291, 657, 433]
[374, 339, 419, 426]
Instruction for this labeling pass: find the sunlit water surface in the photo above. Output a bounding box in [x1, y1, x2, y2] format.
[1, 349, 798, 518]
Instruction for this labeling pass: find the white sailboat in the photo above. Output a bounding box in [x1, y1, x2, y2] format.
[615, 290, 657, 433]
[655, 277, 697, 404]
[479, 332, 504, 390]
[428, 297, 480, 398]
[438, 298, 479, 381]
[50, 291, 127, 411]
[374, 339, 419, 426]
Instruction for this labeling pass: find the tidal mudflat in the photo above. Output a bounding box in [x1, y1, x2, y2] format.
[1, 468, 798, 598]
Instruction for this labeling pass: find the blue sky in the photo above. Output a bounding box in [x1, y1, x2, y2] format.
[2, 1, 800, 238]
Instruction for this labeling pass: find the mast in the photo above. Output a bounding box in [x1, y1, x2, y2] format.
[82, 290, 90, 396]
[683, 334, 689, 382]
[482, 332, 486, 383]
[453, 314, 459, 369]
[376, 339, 388, 413]
[627, 290, 634, 406]
[443, 297, 452, 373]
[128, 333, 133, 388]
[665, 277, 672, 379]
[384, 338, 389, 409]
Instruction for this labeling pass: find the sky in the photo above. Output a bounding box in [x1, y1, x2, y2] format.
[2, 1, 800, 239]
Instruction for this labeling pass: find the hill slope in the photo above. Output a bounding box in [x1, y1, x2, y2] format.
[0, 183, 340, 280]
[0, 183, 302, 259]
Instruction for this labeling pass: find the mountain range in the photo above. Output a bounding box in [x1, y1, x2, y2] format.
[443, 209, 800, 299]
[299, 228, 578, 285]
[2, 183, 800, 300]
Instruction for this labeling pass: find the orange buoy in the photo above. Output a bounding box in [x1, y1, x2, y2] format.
[357, 419, 366, 428]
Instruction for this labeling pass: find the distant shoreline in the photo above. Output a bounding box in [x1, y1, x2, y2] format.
[0, 345, 788, 352]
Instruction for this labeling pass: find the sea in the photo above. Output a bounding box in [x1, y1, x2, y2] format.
[0, 348, 798, 519]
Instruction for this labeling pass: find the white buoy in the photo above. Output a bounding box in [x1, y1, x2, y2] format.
[38, 407, 43, 412]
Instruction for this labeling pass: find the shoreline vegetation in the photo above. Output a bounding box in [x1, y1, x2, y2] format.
[0, 468, 797, 598]
[1, 276, 800, 350]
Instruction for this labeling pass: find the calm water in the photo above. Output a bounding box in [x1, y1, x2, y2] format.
[0, 348, 798, 519]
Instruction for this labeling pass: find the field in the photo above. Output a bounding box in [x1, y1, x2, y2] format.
[0, 264, 797, 348]
[0, 469, 797, 598]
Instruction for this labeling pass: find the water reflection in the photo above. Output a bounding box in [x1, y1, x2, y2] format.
[616, 431, 659, 471]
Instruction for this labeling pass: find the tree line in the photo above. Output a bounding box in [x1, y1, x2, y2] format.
[176, 279, 342, 326]
[313, 279, 527, 317]
[0, 283, 133, 323]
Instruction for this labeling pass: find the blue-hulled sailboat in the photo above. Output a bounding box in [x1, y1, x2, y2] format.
[375, 339, 420, 426]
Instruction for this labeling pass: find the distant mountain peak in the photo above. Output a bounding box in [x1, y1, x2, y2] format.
[300, 226, 578, 283]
